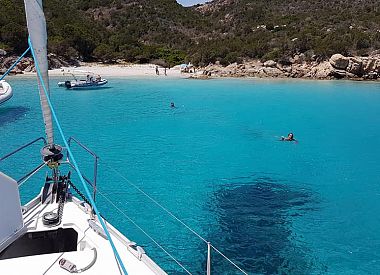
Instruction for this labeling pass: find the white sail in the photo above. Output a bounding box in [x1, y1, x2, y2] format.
[23, 0, 54, 145]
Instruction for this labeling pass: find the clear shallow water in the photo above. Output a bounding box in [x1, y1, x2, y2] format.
[1, 76, 380, 274]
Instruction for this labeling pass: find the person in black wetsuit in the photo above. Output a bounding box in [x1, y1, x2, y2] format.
[281, 133, 296, 141]
[170, 102, 176, 108]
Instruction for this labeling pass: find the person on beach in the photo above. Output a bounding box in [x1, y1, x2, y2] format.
[155, 66, 159, 75]
[164, 67, 167, 76]
[281, 133, 296, 141]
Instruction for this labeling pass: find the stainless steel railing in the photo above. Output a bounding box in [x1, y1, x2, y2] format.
[0, 137, 46, 162]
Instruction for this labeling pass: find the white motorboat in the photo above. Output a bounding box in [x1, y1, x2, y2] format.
[58, 71, 108, 89]
[59, 79, 108, 89]
[0, 80, 13, 105]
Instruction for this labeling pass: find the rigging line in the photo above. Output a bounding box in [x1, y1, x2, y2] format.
[97, 190, 192, 275]
[101, 160, 208, 244]
[28, 38, 128, 275]
[210, 244, 248, 275]
[0, 47, 30, 81]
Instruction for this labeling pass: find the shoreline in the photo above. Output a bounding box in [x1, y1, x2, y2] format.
[48, 63, 184, 78]
[3, 56, 380, 82]
[1, 52, 379, 81]
[7, 71, 380, 86]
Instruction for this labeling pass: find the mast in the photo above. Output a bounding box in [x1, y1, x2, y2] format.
[23, 0, 54, 145]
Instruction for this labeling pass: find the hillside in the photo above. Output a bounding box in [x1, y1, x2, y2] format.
[0, 0, 379, 66]
[194, 0, 380, 63]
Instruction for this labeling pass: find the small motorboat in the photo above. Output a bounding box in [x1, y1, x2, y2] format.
[0, 80, 13, 105]
[58, 78, 108, 89]
[58, 70, 108, 89]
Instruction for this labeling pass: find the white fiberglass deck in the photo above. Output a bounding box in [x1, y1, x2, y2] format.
[0, 195, 166, 275]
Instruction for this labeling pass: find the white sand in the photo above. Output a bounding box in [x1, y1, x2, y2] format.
[48, 63, 184, 78]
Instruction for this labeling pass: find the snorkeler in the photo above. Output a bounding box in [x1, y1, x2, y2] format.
[281, 133, 296, 141]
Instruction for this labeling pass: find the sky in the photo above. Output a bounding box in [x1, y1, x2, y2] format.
[176, 0, 207, 7]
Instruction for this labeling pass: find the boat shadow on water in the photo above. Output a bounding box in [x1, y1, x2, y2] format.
[67, 86, 113, 91]
[203, 173, 327, 274]
[0, 106, 29, 127]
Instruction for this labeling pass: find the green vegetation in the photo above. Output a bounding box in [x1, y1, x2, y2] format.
[1, 0, 379, 65]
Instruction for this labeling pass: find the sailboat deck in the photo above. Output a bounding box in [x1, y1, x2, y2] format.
[0, 196, 166, 274]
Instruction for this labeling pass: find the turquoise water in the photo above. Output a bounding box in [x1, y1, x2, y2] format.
[1, 76, 380, 274]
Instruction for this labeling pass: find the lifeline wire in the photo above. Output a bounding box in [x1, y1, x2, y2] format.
[101, 160, 248, 274]
[97, 190, 192, 274]
[102, 161, 208, 243]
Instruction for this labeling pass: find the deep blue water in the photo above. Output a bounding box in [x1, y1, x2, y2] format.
[1, 76, 380, 274]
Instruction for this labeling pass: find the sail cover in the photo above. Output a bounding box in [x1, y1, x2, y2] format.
[24, 0, 54, 145]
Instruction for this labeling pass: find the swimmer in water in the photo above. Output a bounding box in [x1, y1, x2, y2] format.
[170, 102, 176, 108]
[281, 132, 296, 141]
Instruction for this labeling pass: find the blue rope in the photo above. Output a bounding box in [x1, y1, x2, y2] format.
[28, 38, 129, 275]
[0, 47, 30, 81]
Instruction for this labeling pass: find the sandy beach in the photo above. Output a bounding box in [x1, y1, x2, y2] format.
[48, 63, 184, 78]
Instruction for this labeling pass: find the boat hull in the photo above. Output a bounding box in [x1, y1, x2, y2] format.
[58, 79, 108, 89]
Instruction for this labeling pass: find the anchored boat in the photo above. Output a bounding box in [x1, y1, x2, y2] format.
[58, 71, 108, 89]
[0, 80, 13, 105]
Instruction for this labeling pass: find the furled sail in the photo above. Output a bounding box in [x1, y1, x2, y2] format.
[23, 0, 54, 145]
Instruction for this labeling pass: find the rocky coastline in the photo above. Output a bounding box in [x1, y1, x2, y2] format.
[197, 53, 380, 81]
[0, 49, 78, 75]
[1, 47, 379, 81]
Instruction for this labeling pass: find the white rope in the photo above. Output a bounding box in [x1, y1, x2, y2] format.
[97, 190, 192, 275]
